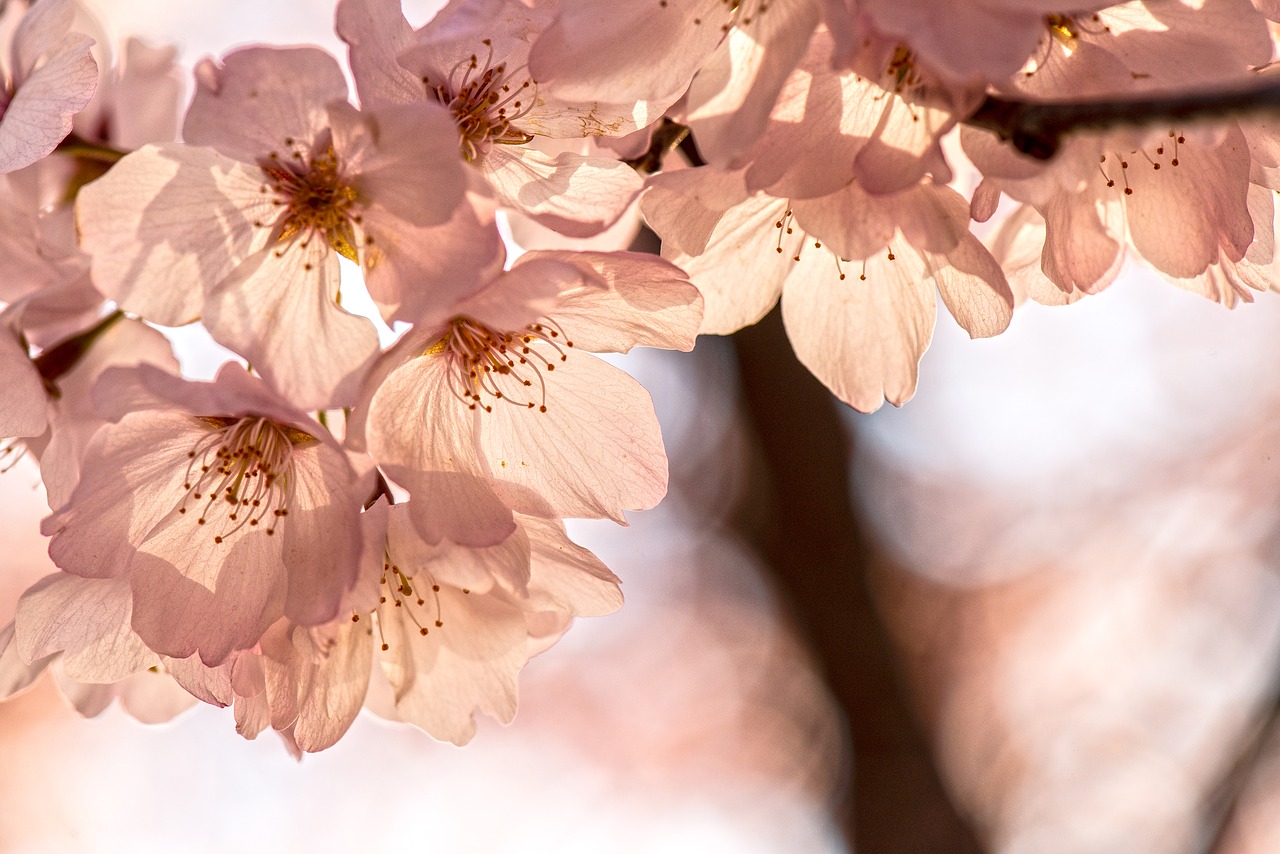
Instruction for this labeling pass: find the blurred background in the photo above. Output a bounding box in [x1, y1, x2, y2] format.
[5, 1, 1280, 852]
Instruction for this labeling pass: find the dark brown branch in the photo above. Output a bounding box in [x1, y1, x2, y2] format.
[965, 79, 1280, 160]
[32, 309, 124, 396]
[623, 117, 692, 174]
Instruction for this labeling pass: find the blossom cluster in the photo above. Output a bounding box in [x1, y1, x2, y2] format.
[1, 0, 1279, 751]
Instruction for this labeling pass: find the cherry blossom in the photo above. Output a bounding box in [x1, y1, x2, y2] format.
[351, 501, 623, 746]
[352, 249, 702, 546]
[739, 27, 980, 198]
[76, 45, 491, 406]
[963, 0, 1272, 296]
[42, 364, 366, 666]
[835, 0, 1113, 83]
[337, 0, 644, 237]
[0, 0, 97, 173]
[645, 167, 1012, 411]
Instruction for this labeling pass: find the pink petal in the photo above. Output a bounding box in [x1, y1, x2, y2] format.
[76, 144, 275, 326]
[279, 441, 365, 627]
[43, 410, 202, 577]
[482, 146, 642, 238]
[15, 573, 156, 682]
[183, 46, 348, 164]
[742, 34, 861, 200]
[524, 250, 704, 352]
[332, 99, 467, 228]
[661, 192, 791, 335]
[39, 317, 179, 510]
[107, 670, 198, 724]
[380, 582, 528, 744]
[456, 255, 584, 332]
[528, 0, 728, 108]
[291, 619, 371, 752]
[1124, 126, 1253, 279]
[365, 352, 517, 547]
[129, 521, 288, 665]
[358, 180, 503, 325]
[0, 620, 51, 700]
[384, 466, 519, 550]
[931, 234, 1014, 339]
[387, 500, 530, 595]
[1041, 194, 1125, 294]
[477, 350, 668, 521]
[780, 247, 936, 412]
[0, 320, 46, 438]
[0, 0, 96, 173]
[165, 653, 234, 707]
[640, 166, 751, 258]
[335, 0, 423, 106]
[521, 515, 622, 616]
[686, 0, 821, 167]
[201, 240, 379, 410]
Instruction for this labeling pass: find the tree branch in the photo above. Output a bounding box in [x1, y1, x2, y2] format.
[964, 78, 1280, 160]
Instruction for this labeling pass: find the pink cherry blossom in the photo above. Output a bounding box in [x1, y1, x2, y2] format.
[0, 305, 48, 443]
[0, 0, 97, 173]
[527, 0, 826, 125]
[74, 37, 183, 150]
[76, 45, 494, 405]
[645, 167, 1012, 411]
[34, 315, 179, 510]
[352, 249, 702, 547]
[42, 364, 366, 666]
[963, 0, 1272, 296]
[351, 501, 622, 745]
[337, 0, 644, 237]
[837, 0, 1113, 83]
[740, 27, 980, 198]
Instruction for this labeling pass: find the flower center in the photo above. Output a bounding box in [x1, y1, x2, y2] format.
[260, 139, 360, 262]
[431, 316, 573, 413]
[884, 46, 923, 96]
[1025, 13, 1111, 74]
[422, 40, 536, 162]
[350, 556, 474, 650]
[177, 416, 312, 543]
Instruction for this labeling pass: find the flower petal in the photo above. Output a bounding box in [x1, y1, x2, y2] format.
[482, 146, 642, 238]
[201, 240, 379, 410]
[780, 247, 936, 411]
[76, 144, 275, 326]
[184, 46, 349, 164]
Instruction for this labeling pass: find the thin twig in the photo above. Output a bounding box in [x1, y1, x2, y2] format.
[965, 78, 1280, 159]
[54, 132, 129, 165]
[623, 118, 693, 174]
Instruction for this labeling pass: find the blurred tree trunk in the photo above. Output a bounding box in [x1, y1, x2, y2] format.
[730, 306, 984, 853]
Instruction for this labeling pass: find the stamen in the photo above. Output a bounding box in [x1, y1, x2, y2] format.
[370, 554, 453, 645]
[0, 439, 27, 474]
[422, 42, 540, 161]
[432, 316, 574, 413]
[260, 138, 359, 261]
[177, 416, 309, 544]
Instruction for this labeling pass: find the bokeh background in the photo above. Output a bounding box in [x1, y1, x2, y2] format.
[5, 2, 1280, 852]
